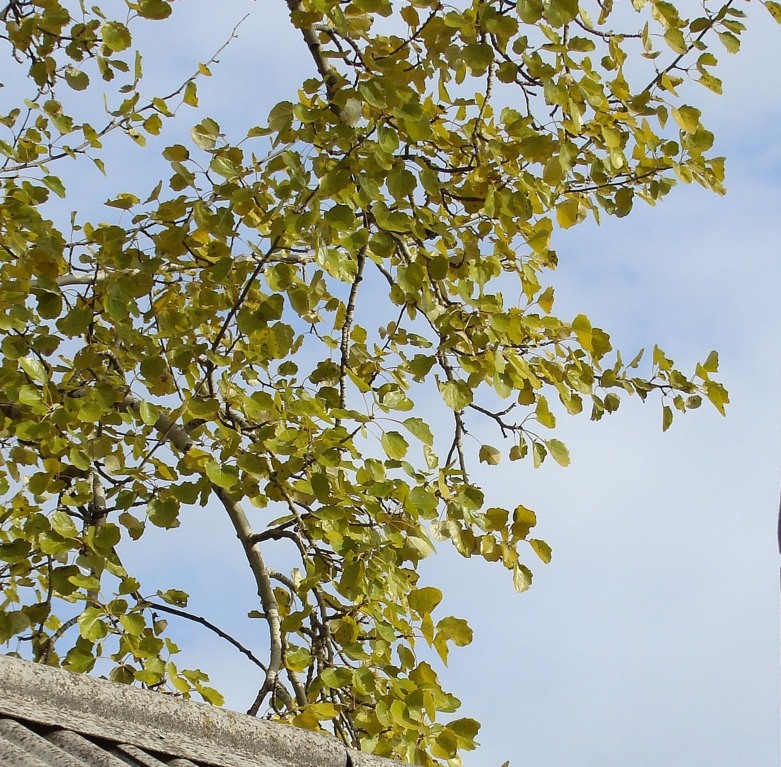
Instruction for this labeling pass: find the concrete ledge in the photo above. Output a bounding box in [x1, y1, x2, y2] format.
[0, 655, 400, 767]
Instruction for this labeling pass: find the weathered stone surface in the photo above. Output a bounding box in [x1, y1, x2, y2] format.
[0, 655, 404, 767]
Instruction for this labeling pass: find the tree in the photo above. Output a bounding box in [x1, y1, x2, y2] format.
[0, 0, 775, 764]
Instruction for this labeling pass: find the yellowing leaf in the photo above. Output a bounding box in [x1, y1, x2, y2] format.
[662, 404, 673, 432]
[672, 105, 701, 134]
[478, 444, 501, 465]
[513, 564, 533, 593]
[105, 193, 140, 210]
[546, 439, 570, 467]
[183, 81, 198, 107]
[409, 586, 443, 616]
[766, 0, 781, 23]
[436, 616, 472, 646]
[529, 538, 552, 564]
[556, 198, 580, 228]
[702, 350, 719, 373]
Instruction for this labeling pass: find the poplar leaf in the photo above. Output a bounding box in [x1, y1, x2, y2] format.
[402, 417, 434, 446]
[19, 356, 48, 384]
[546, 439, 570, 467]
[440, 380, 473, 411]
[478, 445, 501, 465]
[205, 462, 238, 489]
[529, 538, 552, 564]
[513, 564, 533, 593]
[381, 431, 409, 460]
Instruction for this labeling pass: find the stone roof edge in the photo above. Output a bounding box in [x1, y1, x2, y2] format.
[0, 655, 399, 767]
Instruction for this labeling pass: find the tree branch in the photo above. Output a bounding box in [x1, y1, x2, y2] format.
[285, 0, 340, 103]
[142, 599, 268, 672]
[338, 247, 366, 411]
[213, 486, 294, 714]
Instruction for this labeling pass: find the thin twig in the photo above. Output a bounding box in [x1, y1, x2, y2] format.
[142, 599, 268, 671]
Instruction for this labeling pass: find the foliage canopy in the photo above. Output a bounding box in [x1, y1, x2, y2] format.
[0, 0, 773, 763]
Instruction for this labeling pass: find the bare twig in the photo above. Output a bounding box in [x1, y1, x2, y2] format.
[142, 599, 268, 672]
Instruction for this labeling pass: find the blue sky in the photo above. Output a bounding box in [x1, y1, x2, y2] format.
[10, 1, 780, 765]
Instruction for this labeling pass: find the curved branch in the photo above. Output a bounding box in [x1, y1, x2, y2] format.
[213, 486, 295, 714]
[142, 599, 268, 672]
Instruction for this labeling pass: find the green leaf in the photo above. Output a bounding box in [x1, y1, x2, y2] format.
[191, 118, 220, 150]
[36, 291, 62, 320]
[19, 356, 48, 384]
[157, 589, 189, 607]
[42, 175, 66, 198]
[139, 401, 158, 425]
[65, 67, 90, 91]
[718, 31, 740, 54]
[148, 498, 180, 529]
[449, 717, 481, 745]
[402, 417, 434, 446]
[50, 510, 78, 539]
[387, 169, 417, 200]
[0, 540, 31, 564]
[205, 461, 238, 489]
[381, 431, 409, 460]
[408, 535, 435, 557]
[324, 204, 355, 230]
[439, 380, 473, 411]
[198, 686, 225, 706]
[120, 613, 146, 636]
[163, 144, 189, 162]
[138, 0, 172, 19]
[268, 100, 294, 133]
[101, 21, 132, 52]
[78, 607, 107, 642]
[378, 123, 399, 152]
[105, 193, 140, 210]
